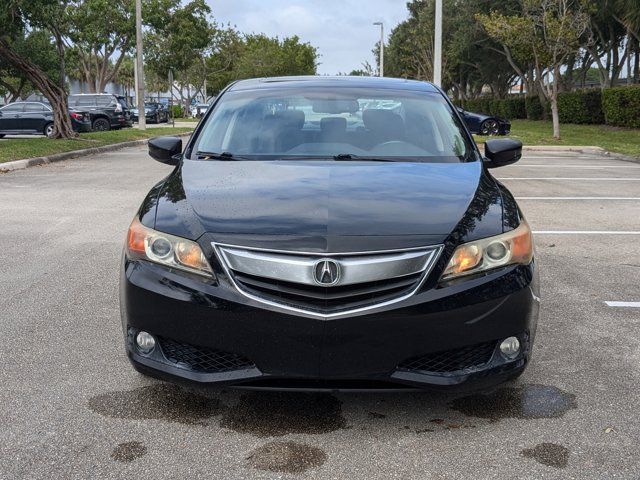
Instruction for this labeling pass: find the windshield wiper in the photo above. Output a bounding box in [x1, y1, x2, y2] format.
[333, 153, 396, 162]
[196, 151, 247, 161]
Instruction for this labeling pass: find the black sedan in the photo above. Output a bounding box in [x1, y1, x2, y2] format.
[457, 106, 511, 136]
[120, 76, 538, 391]
[131, 103, 169, 123]
[0, 101, 91, 138]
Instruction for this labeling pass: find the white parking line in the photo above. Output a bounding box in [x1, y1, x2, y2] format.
[520, 156, 602, 159]
[497, 177, 640, 181]
[533, 231, 640, 235]
[605, 301, 640, 308]
[511, 165, 640, 168]
[516, 197, 640, 200]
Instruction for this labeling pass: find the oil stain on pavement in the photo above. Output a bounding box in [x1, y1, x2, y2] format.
[521, 443, 570, 468]
[111, 441, 147, 463]
[88, 384, 221, 425]
[219, 391, 346, 437]
[449, 384, 577, 420]
[247, 441, 327, 474]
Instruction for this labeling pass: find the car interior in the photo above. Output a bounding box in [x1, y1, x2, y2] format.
[200, 93, 468, 160]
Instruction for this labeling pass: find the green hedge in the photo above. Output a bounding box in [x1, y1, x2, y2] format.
[460, 96, 527, 119]
[602, 86, 640, 128]
[525, 96, 544, 120]
[500, 97, 526, 119]
[169, 105, 184, 118]
[459, 87, 639, 127]
[557, 89, 604, 124]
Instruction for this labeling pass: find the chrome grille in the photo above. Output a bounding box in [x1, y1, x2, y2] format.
[213, 243, 443, 318]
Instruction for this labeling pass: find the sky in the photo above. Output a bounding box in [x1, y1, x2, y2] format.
[206, 0, 410, 75]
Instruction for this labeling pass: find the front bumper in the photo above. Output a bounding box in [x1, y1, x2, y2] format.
[72, 121, 92, 133]
[120, 258, 539, 391]
[131, 113, 159, 122]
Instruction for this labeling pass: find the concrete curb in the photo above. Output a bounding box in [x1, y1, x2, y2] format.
[0, 132, 192, 173]
[520, 145, 640, 164]
[476, 143, 640, 163]
[521, 145, 607, 154]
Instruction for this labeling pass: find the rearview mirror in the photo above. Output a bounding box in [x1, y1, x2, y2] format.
[149, 136, 182, 165]
[484, 138, 522, 168]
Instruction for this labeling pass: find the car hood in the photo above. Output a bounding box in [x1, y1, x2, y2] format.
[150, 160, 503, 251]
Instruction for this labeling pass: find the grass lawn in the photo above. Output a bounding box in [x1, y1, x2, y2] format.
[0, 127, 193, 164]
[474, 120, 640, 158]
[173, 117, 199, 122]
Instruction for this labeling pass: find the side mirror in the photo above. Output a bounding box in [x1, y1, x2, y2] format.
[149, 136, 182, 165]
[484, 138, 522, 168]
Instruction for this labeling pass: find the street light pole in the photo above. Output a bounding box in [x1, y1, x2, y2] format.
[373, 22, 384, 77]
[433, 0, 443, 87]
[135, 0, 146, 130]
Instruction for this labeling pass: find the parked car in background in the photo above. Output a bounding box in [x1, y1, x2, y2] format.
[68, 93, 130, 131]
[116, 95, 134, 127]
[190, 103, 209, 118]
[131, 103, 169, 123]
[0, 101, 91, 138]
[456, 107, 511, 136]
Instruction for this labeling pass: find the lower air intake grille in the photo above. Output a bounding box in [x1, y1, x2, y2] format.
[398, 341, 497, 374]
[158, 337, 255, 373]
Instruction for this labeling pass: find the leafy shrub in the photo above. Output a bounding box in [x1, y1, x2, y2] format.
[169, 104, 184, 118]
[501, 97, 526, 119]
[463, 98, 492, 115]
[557, 89, 604, 124]
[602, 86, 640, 128]
[525, 96, 545, 120]
[461, 96, 526, 119]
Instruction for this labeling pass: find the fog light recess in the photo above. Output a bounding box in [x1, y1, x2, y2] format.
[499, 336, 520, 360]
[136, 331, 156, 354]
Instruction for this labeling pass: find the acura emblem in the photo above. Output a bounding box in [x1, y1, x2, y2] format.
[313, 259, 340, 286]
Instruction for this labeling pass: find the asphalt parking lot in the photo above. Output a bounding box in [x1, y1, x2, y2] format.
[1, 147, 639, 479]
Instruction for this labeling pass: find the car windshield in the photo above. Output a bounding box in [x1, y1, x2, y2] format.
[191, 86, 473, 162]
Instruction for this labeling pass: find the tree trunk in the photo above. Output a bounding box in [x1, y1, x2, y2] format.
[550, 95, 560, 139]
[634, 38, 639, 83]
[551, 65, 561, 140]
[0, 39, 76, 139]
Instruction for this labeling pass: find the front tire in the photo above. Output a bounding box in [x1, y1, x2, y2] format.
[480, 119, 500, 136]
[44, 123, 55, 138]
[92, 118, 110, 131]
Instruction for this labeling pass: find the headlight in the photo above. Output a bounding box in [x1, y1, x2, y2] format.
[441, 219, 533, 281]
[126, 218, 213, 277]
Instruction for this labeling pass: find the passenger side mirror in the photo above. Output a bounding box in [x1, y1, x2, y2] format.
[148, 136, 182, 165]
[484, 138, 522, 168]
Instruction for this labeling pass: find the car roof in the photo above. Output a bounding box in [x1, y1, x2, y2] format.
[69, 93, 116, 96]
[227, 75, 439, 93]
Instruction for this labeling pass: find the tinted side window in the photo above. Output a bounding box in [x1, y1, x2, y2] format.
[24, 103, 46, 112]
[96, 95, 115, 107]
[1, 104, 25, 113]
[74, 96, 96, 107]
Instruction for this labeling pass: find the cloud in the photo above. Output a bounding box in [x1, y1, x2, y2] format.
[206, 0, 409, 74]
